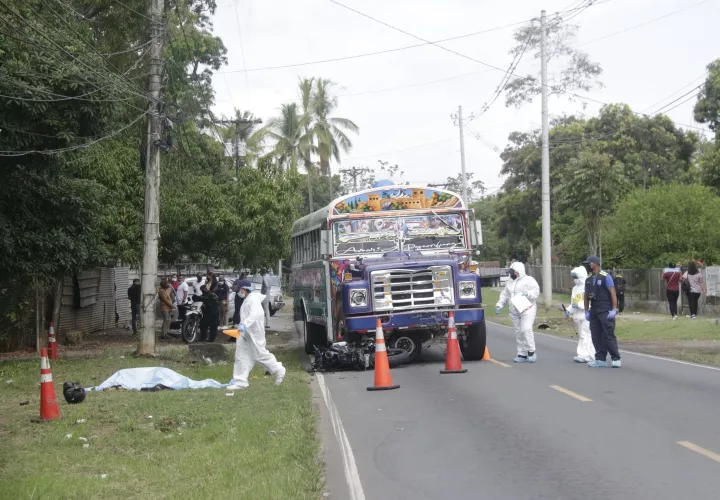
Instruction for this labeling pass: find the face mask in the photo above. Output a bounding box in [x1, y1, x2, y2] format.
[171, 278, 177, 282]
[240, 290, 248, 298]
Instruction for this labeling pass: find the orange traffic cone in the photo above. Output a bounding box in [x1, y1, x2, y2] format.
[367, 318, 399, 391]
[35, 348, 61, 422]
[440, 312, 467, 374]
[482, 345, 491, 361]
[48, 322, 58, 360]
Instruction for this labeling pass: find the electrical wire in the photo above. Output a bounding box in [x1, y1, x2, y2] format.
[0, 0, 153, 104]
[234, 0, 251, 93]
[111, 0, 153, 22]
[217, 12, 554, 75]
[38, 0, 150, 99]
[0, 110, 149, 156]
[467, 27, 534, 122]
[575, 0, 713, 48]
[641, 72, 708, 113]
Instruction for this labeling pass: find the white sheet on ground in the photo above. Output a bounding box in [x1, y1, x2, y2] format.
[89, 367, 227, 391]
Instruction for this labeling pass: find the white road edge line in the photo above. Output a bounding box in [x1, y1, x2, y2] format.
[316, 373, 366, 500]
[677, 441, 720, 463]
[488, 320, 720, 372]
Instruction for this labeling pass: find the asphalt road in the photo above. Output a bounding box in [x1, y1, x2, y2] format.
[318, 321, 720, 500]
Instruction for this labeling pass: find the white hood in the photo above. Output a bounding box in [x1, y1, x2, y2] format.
[510, 261, 526, 278]
[244, 291, 266, 306]
[571, 266, 588, 286]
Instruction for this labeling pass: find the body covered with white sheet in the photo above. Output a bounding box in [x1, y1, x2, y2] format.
[496, 262, 540, 362]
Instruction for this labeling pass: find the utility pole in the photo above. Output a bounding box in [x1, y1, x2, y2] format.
[450, 106, 469, 203]
[540, 10, 552, 308]
[212, 117, 262, 177]
[339, 166, 372, 192]
[138, 0, 165, 356]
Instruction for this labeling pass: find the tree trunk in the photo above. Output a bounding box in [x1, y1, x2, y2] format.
[52, 278, 62, 335]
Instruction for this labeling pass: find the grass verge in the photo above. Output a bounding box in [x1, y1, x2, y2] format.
[0, 348, 323, 500]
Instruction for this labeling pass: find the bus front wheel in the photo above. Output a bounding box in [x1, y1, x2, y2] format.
[460, 321, 487, 361]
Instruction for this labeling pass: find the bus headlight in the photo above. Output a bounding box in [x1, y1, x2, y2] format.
[459, 281, 477, 299]
[350, 289, 368, 307]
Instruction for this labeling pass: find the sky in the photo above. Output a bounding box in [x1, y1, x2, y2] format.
[209, 0, 717, 195]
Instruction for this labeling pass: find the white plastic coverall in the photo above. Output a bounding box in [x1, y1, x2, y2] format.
[231, 291, 283, 388]
[496, 262, 540, 356]
[570, 266, 595, 362]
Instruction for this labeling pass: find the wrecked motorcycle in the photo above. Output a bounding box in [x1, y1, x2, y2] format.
[309, 339, 411, 372]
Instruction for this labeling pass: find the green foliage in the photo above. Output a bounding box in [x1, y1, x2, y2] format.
[556, 148, 630, 256]
[441, 172, 486, 202]
[494, 104, 701, 263]
[603, 184, 720, 267]
[469, 196, 509, 261]
[694, 59, 720, 134]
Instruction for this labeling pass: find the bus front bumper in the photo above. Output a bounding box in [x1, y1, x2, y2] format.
[345, 308, 484, 334]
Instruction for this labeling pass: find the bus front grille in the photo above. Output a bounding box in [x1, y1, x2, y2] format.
[371, 266, 454, 311]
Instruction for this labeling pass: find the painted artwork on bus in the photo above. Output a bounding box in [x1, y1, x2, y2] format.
[333, 187, 462, 215]
[332, 214, 465, 256]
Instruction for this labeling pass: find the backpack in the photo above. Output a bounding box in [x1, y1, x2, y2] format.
[681, 273, 692, 293]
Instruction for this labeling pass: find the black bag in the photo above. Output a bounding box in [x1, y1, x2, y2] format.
[681, 274, 691, 293]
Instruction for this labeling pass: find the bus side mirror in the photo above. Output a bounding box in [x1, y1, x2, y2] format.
[320, 230, 330, 253]
[471, 220, 482, 246]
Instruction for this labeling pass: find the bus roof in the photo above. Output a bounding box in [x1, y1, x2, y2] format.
[291, 205, 331, 237]
[290, 184, 466, 236]
[330, 185, 464, 216]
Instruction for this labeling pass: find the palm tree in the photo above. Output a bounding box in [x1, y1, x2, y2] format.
[251, 103, 309, 173]
[308, 78, 359, 199]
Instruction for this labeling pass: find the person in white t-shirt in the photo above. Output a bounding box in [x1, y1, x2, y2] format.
[176, 274, 190, 321]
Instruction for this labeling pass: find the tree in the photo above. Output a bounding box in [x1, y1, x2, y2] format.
[504, 21, 602, 107]
[339, 160, 404, 194]
[308, 78, 360, 177]
[252, 103, 309, 172]
[693, 59, 720, 134]
[440, 173, 486, 202]
[603, 184, 720, 267]
[469, 196, 509, 262]
[555, 148, 630, 257]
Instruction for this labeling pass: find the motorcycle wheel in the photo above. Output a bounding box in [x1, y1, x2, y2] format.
[370, 348, 411, 368]
[182, 316, 200, 344]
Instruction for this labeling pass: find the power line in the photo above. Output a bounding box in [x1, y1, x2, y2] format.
[39, 0, 151, 98]
[327, 0, 604, 96]
[217, 13, 549, 75]
[650, 84, 704, 116]
[467, 26, 534, 122]
[0, 110, 148, 156]
[575, 0, 713, 48]
[641, 72, 709, 113]
[234, 0, 251, 93]
[111, 0, 153, 22]
[0, 0, 152, 103]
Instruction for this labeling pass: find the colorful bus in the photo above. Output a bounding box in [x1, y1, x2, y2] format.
[290, 182, 487, 362]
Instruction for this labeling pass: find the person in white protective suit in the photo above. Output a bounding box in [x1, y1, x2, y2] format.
[495, 262, 540, 363]
[567, 266, 595, 363]
[227, 280, 286, 390]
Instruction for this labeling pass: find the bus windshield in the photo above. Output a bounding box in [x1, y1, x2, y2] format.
[332, 213, 465, 257]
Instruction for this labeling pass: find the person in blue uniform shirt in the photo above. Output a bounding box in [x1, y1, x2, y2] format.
[583, 256, 622, 368]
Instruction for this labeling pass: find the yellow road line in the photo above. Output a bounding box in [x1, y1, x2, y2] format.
[677, 441, 720, 463]
[486, 359, 512, 368]
[550, 385, 593, 402]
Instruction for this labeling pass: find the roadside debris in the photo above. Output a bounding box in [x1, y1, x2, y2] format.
[83, 444, 90, 449]
[76, 418, 86, 424]
[78, 437, 88, 442]
[19, 401, 29, 406]
[65, 434, 72, 439]
[309, 340, 410, 372]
